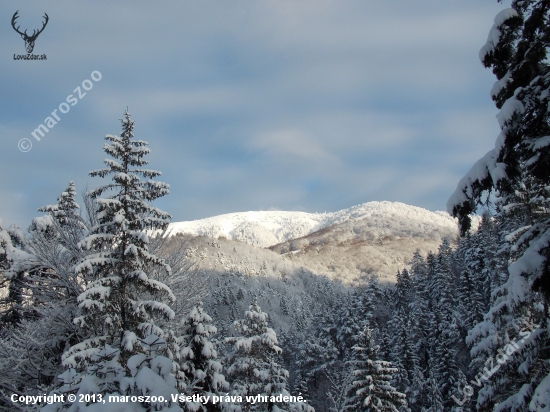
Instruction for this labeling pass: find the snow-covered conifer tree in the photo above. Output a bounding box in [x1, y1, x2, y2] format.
[294, 373, 310, 403]
[387, 309, 409, 393]
[448, 2, 550, 409]
[0, 183, 89, 407]
[394, 269, 413, 311]
[297, 312, 341, 412]
[43, 111, 181, 411]
[455, 214, 496, 330]
[428, 241, 455, 322]
[408, 251, 430, 375]
[28, 182, 89, 305]
[388, 309, 422, 406]
[226, 300, 291, 412]
[37, 181, 83, 228]
[424, 363, 444, 412]
[343, 326, 406, 412]
[336, 290, 365, 361]
[179, 303, 228, 412]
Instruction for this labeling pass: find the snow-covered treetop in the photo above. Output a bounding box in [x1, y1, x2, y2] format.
[227, 300, 282, 354]
[447, 2, 548, 234]
[87, 110, 171, 233]
[38, 181, 82, 226]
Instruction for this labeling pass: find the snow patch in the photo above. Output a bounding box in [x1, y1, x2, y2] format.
[479, 8, 519, 62]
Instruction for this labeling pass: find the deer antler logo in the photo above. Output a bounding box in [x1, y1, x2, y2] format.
[11, 11, 49, 54]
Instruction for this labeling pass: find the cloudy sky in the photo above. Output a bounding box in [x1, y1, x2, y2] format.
[0, 1, 507, 228]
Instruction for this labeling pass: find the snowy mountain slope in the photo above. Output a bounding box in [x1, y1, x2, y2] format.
[159, 232, 336, 320]
[167, 210, 327, 248]
[167, 201, 460, 249]
[166, 201, 470, 283]
[270, 211, 459, 284]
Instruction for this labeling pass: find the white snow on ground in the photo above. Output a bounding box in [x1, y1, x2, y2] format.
[167, 201, 462, 248]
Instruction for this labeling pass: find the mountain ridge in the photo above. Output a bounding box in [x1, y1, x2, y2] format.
[166, 201, 460, 249]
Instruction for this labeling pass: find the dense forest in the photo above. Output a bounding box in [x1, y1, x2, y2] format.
[1, 1, 550, 411]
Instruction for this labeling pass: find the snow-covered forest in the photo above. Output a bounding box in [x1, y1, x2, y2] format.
[1, 1, 550, 411]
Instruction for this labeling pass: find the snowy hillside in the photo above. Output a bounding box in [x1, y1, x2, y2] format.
[167, 210, 326, 248]
[270, 210, 459, 284]
[167, 201, 460, 249]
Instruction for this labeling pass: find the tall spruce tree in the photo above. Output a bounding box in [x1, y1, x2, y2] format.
[448, 2, 550, 409]
[43, 111, 181, 411]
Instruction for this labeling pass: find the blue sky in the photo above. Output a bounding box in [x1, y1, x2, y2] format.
[1, 1, 507, 228]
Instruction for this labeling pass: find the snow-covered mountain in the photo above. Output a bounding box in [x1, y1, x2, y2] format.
[166, 201, 460, 249]
[167, 210, 325, 248]
[166, 201, 468, 283]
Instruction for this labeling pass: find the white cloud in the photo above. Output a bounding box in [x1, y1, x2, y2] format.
[251, 129, 340, 165]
